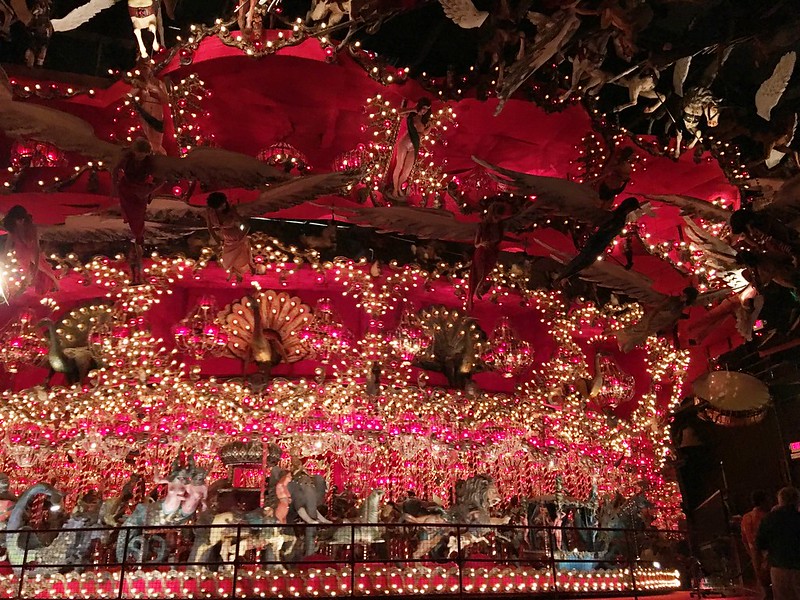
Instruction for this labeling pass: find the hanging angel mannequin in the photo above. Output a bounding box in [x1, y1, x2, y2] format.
[111, 137, 163, 284]
[2, 205, 59, 296]
[205, 191, 253, 282]
[596, 147, 635, 206]
[129, 63, 172, 155]
[391, 98, 432, 197]
[469, 199, 514, 309]
[554, 197, 643, 283]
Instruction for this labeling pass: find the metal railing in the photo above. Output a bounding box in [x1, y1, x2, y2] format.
[0, 521, 687, 599]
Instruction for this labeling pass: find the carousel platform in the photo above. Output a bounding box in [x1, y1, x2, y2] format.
[0, 521, 688, 600]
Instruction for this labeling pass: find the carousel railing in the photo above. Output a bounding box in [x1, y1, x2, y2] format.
[0, 522, 688, 599]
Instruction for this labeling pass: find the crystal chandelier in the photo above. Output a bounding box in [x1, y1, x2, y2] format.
[89, 310, 146, 362]
[0, 310, 48, 373]
[390, 310, 430, 362]
[484, 317, 533, 378]
[592, 353, 636, 409]
[301, 298, 352, 363]
[172, 295, 229, 360]
[258, 142, 311, 174]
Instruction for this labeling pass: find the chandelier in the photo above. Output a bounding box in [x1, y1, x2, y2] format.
[89, 310, 146, 361]
[172, 295, 228, 360]
[332, 144, 368, 172]
[592, 353, 636, 409]
[484, 317, 533, 378]
[9, 139, 66, 170]
[258, 142, 311, 174]
[301, 298, 352, 363]
[0, 310, 48, 373]
[390, 310, 430, 362]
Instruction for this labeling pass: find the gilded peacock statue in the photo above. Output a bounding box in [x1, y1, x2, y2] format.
[40, 302, 113, 386]
[218, 291, 313, 378]
[414, 306, 487, 389]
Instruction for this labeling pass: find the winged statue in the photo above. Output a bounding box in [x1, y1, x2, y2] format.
[539, 240, 731, 351]
[438, 0, 489, 29]
[649, 187, 800, 258]
[39, 172, 355, 244]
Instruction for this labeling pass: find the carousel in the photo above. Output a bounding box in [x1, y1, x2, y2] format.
[0, 0, 794, 597]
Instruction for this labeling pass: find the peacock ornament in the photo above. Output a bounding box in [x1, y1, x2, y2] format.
[39, 302, 113, 386]
[218, 291, 313, 379]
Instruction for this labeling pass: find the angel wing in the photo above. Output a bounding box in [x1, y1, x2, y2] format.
[0, 96, 122, 165]
[52, 0, 120, 32]
[439, 0, 488, 28]
[238, 171, 354, 218]
[473, 157, 610, 226]
[672, 56, 691, 97]
[345, 206, 478, 243]
[682, 218, 748, 291]
[150, 148, 290, 189]
[535, 239, 666, 305]
[41, 215, 192, 243]
[496, 6, 581, 113]
[646, 194, 732, 223]
[756, 51, 796, 121]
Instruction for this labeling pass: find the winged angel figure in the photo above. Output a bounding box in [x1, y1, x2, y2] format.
[0, 70, 354, 271]
[349, 156, 647, 309]
[649, 176, 800, 259]
[540, 244, 731, 351]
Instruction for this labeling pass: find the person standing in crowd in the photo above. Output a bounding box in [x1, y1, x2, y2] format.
[744, 490, 773, 598]
[757, 487, 800, 600]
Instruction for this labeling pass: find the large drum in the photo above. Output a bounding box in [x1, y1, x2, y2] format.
[693, 371, 770, 426]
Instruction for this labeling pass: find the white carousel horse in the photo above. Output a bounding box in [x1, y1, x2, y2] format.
[210, 510, 297, 563]
[307, 0, 351, 27]
[326, 489, 385, 545]
[51, 0, 175, 59]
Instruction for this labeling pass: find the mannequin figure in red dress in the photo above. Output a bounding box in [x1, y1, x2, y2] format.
[2, 205, 58, 295]
[112, 138, 161, 284]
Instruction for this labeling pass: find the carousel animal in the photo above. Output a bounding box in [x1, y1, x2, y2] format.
[401, 475, 509, 559]
[559, 30, 611, 102]
[5, 483, 66, 574]
[116, 456, 208, 562]
[49, 0, 176, 59]
[307, 0, 350, 27]
[612, 67, 661, 113]
[326, 489, 385, 545]
[594, 492, 652, 557]
[647, 86, 720, 158]
[266, 453, 331, 556]
[209, 508, 297, 563]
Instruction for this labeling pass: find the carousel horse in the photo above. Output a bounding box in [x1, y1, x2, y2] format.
[209, 508, 297, 563]
[644, 87, 719, 158]
[127, 0, 167, 59]
[326, 489, 385, 545]
[116, 456, 208, 562]
[401, 475, 509, 559]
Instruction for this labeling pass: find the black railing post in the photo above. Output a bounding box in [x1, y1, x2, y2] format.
[231, 524, 242, 600]
[350, 523, 356, 598]
[118, 527, 131, 600]
[457, 526, 464, 600]
[625, 529, 639, 599]
[548, 526, 559, 598]
[17, 530, 30, 599]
